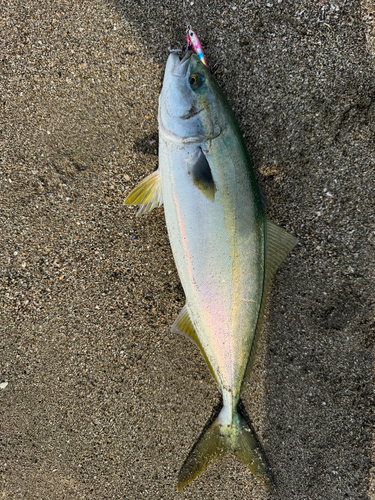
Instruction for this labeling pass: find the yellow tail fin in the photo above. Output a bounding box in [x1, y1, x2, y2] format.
[177, 404, 276, 492]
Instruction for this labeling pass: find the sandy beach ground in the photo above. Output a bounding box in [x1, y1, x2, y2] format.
[1, 0, 375, 498]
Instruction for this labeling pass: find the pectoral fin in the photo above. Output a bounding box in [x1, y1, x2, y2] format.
[172, 304, 219, 387]
[124, 169, 163, 216]
[190, 148, 216, 201]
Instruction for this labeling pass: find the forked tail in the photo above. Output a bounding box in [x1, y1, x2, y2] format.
[177, 403, 276, 492]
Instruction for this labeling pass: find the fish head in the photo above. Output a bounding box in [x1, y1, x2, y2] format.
[159, 52, 225, 143]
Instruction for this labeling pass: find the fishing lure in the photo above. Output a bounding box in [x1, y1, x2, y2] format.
[186, 28, 208, 67]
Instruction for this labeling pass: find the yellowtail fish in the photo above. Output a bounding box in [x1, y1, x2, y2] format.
[124, 50, 297, 491]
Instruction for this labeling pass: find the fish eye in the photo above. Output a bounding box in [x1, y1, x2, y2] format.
[189, 75, 197, 85]
[190, 31, 194, 37]
[189, 73, 204, 90]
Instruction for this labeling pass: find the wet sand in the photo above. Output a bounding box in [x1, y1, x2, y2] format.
[1, 0, 374, 498]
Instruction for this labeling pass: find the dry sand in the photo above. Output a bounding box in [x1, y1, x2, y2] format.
[1, 0, 375, 498]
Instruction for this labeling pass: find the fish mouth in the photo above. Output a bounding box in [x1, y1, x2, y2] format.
[171, 50, 193, 77]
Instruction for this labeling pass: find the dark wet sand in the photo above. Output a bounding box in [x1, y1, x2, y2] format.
[1, 0, 374, 498]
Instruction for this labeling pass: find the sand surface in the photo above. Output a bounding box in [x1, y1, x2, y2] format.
[1, 0, 375, 498]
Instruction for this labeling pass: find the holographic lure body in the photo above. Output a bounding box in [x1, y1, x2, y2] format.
[186, 28, 208, 67]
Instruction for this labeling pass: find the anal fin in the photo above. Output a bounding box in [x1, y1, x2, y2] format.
[172, 304, 219, 387]
[124, 169, 163, 216]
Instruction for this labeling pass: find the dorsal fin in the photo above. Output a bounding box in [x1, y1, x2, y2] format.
[264, 220, 298, 287]
[244, 220, 297, 381]
[259, 188, 266, 211]
[171, 304, 219, 387]
[124, 169, 163, 216]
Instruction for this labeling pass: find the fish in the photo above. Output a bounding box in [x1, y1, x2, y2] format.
[124, 49, 297, 491]
[186, 28, 208, 67]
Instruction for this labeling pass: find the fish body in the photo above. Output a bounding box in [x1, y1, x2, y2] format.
[160, 52, 264, 423]
[125, 50, 296, 491]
